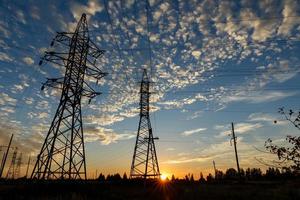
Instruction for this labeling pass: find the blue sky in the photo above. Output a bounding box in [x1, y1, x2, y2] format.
[0, 0, 300, 178]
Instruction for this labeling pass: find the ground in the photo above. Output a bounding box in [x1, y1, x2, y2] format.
[0, 180, 299, 200]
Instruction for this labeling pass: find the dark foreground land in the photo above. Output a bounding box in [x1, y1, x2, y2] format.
[0, 180, 299, 200]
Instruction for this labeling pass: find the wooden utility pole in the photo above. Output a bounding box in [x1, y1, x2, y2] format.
[213, 160, 217, 177]
[0, 134, 13, 178]
[231, 123, 240, 175]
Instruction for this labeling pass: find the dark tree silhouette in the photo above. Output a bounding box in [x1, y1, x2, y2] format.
[112, 173, 122, 181]
[171, 174, 176, 182]
[185, 174, 189, 182]
[215, 170, 224, 180]
[251, 168, 262, 179]
[206, 173, 213, 183]
[265, 167, 281, 179]
[190, 174, 194, 182]
[265, 108, 300, 171]
[98, 173, 105, 181]
[123, 172, 128, 180]
[240, 168, 245, 177]
[225, 168, 238, 180]
[185, 173, 194, 182]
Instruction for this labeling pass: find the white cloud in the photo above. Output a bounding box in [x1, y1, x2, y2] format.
[187, 110, 203, 120]
[16, 10, 26, 24]
[25, 97, 34, 105]
[277, 0, 300, 36]
[23, 57, 34, 65]
[30, 6, 40, 20]
[0, 21, 10, 38]
[218, 122, 263, 137]
[0, 93, 17, 106]
[181, 127, 207, 136]
[158, 93, 207, 109]
[272, 60, 300, 83]
[37, 112, 49, 119]
[85, 114, 125, 126]
[166, 147, 175, 151]
[191, 50, 201, 59]
[1, 107, 15, 114]
[248, 112, 289, 126]
[163, 156, 211, 164]
[84, 126, 135, 145]
[70, 0, 104, 20]
[12, 84, 24, 92]
[222, 91, 297, 104]
[248, 113, 275, 123]
[0, 52, 12, 62]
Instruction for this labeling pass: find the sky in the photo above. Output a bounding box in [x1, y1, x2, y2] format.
[0, 0, 300, 179]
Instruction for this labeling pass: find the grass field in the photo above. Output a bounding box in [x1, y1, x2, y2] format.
[0, 180, 299, 200]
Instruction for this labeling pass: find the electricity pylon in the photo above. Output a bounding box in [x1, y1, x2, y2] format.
[15, 152, 22, 178]
[130, 69, 160, 179]
[31, 13, 107, 180]
[6, 147, 18, 179]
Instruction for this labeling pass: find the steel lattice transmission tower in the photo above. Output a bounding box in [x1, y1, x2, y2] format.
[15, 152, 22, 178]
[31, 13, 107, 180]
[6, 147, 18, 179]
[130, 69, 160, 179]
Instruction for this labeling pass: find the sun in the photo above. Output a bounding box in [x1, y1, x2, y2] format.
[160, 174, 167, 181]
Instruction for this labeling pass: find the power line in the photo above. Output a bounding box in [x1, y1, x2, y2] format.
[145, 0, 154, 78]
[3, 34, 300, 57]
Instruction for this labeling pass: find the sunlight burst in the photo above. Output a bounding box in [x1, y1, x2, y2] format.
[160, 174, 167, 181]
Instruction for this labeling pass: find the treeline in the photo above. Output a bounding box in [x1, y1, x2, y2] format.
[96, 167, 299, 183]
[197, 167, 298, 182]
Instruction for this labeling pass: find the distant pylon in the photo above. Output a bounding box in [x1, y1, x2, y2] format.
[6, 147, 18, 179]
[31, 13, 107, 180]
[25, 155, 31, 178]
[130, 69, 160, 179]
[15, 152, 22, 178]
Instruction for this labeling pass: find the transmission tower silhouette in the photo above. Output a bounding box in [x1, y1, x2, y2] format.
[31, 13, 107, 180]
[130, 69, 160, 179]
[6, 147, 18, 179]
[15, 152, 22, 178]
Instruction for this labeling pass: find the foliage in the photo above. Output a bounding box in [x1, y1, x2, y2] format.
[206, 173, 213, 183]
[225, 168, 238, 180]
[245, 168, 262, 180]
[215, 170, 224, 180]
[98, 173, 105, 181]
[171, 174, 176, 182]
[122, 172, 128, 180]
[265, 108, 300, 171]
[94, 167, 298, 184]
[199, 172, 205, 183]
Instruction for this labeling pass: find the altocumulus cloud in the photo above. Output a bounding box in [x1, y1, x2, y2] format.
[22, 56, 34, 65]
[181, 127, 207, 136]
[84, 126, 135, 145]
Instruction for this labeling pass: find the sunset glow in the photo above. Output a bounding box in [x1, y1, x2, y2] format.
[160, 174, 168, 181]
